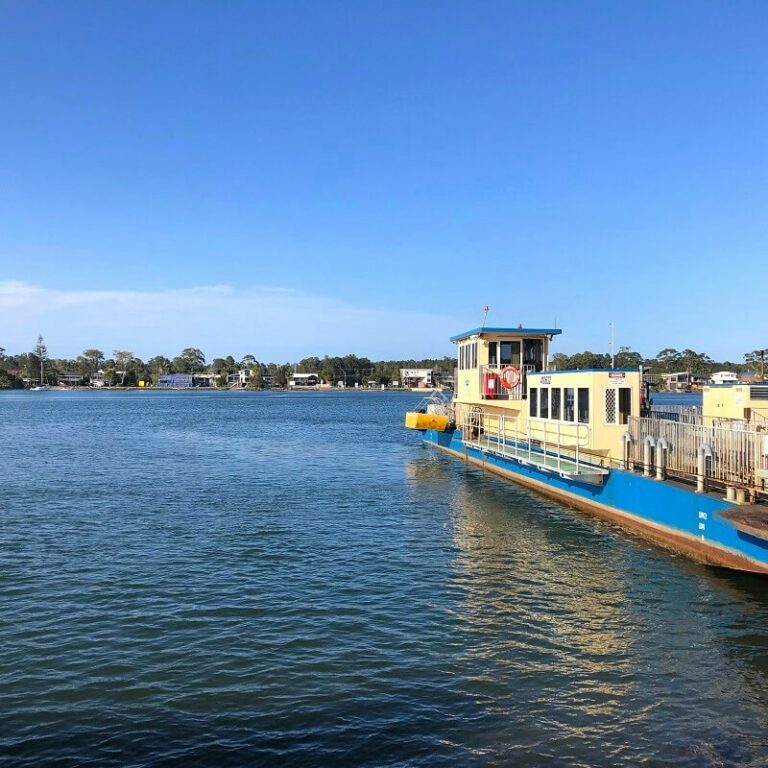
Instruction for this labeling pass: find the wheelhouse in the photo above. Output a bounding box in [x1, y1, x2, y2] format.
[452, 326, 561, 403]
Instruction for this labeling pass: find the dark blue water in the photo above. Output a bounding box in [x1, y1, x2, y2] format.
[2, 390, 768, 767]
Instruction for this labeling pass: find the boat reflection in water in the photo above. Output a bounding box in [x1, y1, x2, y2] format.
[404, 449, 768, 765]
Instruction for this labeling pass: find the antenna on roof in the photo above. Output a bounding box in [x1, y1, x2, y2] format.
[481, 305, 489, 328]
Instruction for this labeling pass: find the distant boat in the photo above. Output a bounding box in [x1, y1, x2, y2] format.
[30, 385, 49, 391]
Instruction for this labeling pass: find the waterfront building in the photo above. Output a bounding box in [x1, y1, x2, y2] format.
[400, 368, 433, 389]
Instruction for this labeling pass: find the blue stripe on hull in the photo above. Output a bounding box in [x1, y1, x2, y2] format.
[424, 429, 768, 573]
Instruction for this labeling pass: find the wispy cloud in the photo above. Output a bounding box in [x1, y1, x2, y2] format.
[0, 281, 459, 361]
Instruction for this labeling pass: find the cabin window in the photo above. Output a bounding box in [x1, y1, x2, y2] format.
[551, 388, 561, 420]
[529, 388, 538, 417]
[578, 388, 589, 423]
[489, 341, 497, 366]
[540, 388, 549, 419]
[564, 388, 575, 421]
[458, 342, 478, 370]
[605, 388, 617, 424]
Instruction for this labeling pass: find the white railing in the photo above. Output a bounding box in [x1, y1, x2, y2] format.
[479, 363, 535, 400]
[629, 416, 768, 488]
[459, 409, 593, 474]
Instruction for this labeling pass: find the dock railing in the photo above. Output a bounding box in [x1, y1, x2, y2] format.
[628, 415, 768, 489]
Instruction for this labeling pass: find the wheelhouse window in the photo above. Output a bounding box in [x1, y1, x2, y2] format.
[499, 341, 521, 366]
[529, 388, 538, 417]
[523, 339, 544, 371]
[540, 388, 549, 419]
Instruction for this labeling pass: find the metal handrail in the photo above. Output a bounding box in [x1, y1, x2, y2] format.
[479, 363, 536, 400]
[459, 408, 594, 474]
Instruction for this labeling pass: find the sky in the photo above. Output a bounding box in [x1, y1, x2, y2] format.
[1, 0, 767, 363]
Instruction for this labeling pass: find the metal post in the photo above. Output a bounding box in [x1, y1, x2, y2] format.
[696, 444, 713, 493]
[655, 438, 668, 481]
[643, 436, 656, 477]
[621, 432, 632, 471]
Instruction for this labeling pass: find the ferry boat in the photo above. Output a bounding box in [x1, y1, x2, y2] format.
[405, 325, 768, 574]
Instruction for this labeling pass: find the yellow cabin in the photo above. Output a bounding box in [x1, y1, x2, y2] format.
[702, 383, 768, 427]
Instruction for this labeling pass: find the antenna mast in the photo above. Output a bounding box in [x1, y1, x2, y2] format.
[482, 305, 489, 328]
[610, 321, 615, 369]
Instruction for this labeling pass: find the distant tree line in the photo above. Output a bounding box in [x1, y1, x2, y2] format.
[0, 339, 456, 388]
[1, 337, 765, 390]
[552, 346, 768, 376]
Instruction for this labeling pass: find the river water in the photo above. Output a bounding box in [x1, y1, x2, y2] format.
[2, 390, 767, 766]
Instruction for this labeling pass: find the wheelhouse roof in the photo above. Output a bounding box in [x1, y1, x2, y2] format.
[450, 327, 562, 343]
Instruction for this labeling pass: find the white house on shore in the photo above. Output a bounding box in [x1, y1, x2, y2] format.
[400, 368, 434, 388]
[289, 372, 321, 387]
[710, 371, 739, 386]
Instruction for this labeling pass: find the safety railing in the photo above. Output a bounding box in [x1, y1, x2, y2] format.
[628, 416, 768, 488]
[648, 403, 702, 424]
[459, 408, 598, 478]
[479, 363, 535, 401]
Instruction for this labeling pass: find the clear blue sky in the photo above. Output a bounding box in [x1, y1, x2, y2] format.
[1, 1, 767, 363]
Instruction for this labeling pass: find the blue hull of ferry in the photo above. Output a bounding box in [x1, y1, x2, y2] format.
[425, 428, 768, 574]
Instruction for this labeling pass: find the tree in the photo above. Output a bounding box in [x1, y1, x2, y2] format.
[679, 349, 713, 374]
[745, 349, 768, 378]
[32, 335, 48, 384]
[146, 356, 172, 382]
[614, 346, 643, 369]
[247, 366, 264, 389]
[173, 347, 205, 374]
[113, 350, 133, 385]
[654, 348, 682, 373]
[567, 351, 610, 369]
[34, 335, 47, 362]
[78, 349, 105, 377]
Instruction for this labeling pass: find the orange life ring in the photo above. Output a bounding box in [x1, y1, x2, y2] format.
[500, 366, 520, 390]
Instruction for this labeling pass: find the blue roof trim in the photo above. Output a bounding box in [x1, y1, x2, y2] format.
[530, 369, 639, 375]
[450, 327, 562, 342]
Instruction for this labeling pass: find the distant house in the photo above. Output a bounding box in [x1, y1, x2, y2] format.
[192, 374, 216, 387]
[400, 368, 433, 388]
[158, 373, 193, 388]
[663, 372, 708, 391]
[58, 372, 82, 386]
[227, 369, 250, 388]
[710, 371, 739, 386]
[91, 370, 109, 387]
[289, 373, 320, 387]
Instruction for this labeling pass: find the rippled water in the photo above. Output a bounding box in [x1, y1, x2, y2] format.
[2, 390, 768, 766]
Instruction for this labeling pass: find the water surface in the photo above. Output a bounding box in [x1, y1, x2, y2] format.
[2, 390, 768, 766]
